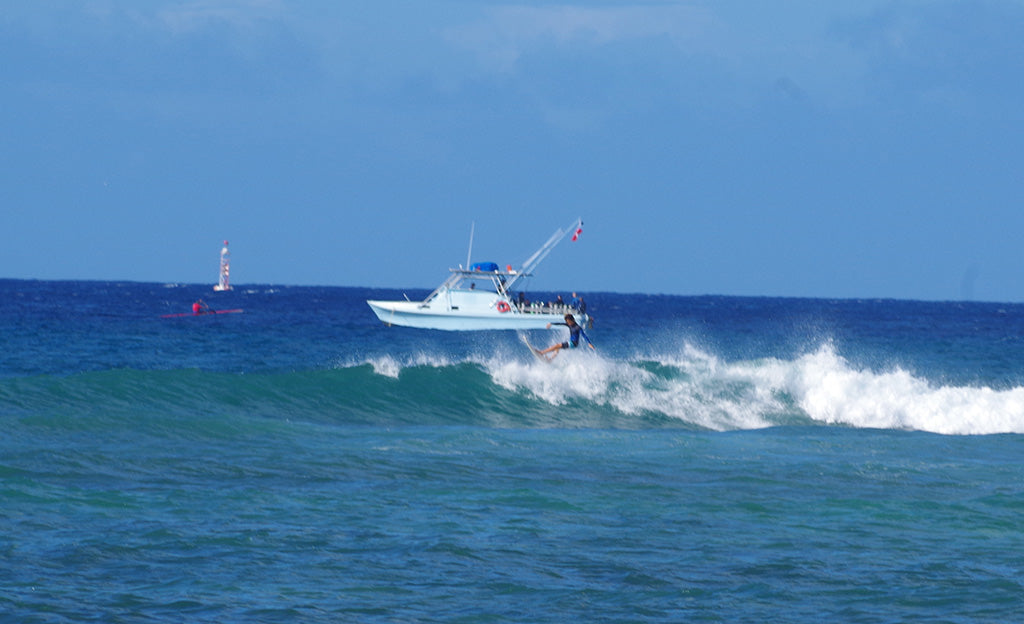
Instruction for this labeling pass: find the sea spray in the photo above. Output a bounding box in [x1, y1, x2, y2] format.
[8, 343, 1013, 434]
[488, 341, 1024, 434]
[773, 345, 1024, 434]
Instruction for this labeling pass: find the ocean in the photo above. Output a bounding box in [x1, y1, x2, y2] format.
[2, 279, 1023, 622]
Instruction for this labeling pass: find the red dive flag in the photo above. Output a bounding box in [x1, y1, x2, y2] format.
[571, 223, 583, 242]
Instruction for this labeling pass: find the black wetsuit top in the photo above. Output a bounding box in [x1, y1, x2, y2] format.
[554, 322, 589, 348]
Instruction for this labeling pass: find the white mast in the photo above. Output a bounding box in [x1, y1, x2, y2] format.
[213, 240, 232, 291]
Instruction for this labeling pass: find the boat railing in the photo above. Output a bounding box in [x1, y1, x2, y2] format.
[513, 301, 584, 317]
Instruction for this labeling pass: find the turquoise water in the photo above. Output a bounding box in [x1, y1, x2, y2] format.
[2, 280, 1023, 621]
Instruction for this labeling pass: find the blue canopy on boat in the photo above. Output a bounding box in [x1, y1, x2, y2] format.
[470, 262, 500, 272]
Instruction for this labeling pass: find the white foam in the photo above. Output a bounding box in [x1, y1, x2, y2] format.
[759, 345, 1024, 435]
[367, 355, 403, 379]
[346, 341, 1024, 434]
[488, 346, 780, 430]
[489, 342, 1024, 434]
[342, 353, 457, 379]
[489, 350, 617, 406]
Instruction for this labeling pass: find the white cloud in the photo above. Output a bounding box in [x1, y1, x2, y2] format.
[445, 5, 713, 71]
[154, 0, 287, 34]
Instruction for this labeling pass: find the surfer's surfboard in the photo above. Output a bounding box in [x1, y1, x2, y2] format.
[518, 333, 550, 363]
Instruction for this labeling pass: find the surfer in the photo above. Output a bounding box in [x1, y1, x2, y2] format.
[192, 299, 210, 315]
[537, 314, 595, 359]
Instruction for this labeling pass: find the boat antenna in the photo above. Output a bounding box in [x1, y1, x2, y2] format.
[465, 221, 475, 270]
[519, 218, 581, 274]
[505, 218, 583, 292]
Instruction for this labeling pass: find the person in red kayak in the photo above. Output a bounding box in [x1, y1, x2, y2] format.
[192, 299, 210, 315]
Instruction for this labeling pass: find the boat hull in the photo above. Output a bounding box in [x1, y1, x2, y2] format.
[367, 300, 586, 330]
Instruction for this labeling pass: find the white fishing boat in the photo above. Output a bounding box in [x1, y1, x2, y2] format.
[367, 219, 589, 330]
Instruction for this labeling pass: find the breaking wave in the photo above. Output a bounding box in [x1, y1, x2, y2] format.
[5, 344, 1024, 435]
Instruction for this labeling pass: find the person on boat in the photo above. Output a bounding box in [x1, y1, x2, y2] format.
[570, 292, 580, 310]
[537, 314, 595, 359]
[192, 299, 209, 315]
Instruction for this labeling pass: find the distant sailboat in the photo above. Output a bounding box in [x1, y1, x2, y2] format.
[213, 240, 232, 291]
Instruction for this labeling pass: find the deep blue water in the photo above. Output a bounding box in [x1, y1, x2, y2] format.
[2, 279, 1023, 622]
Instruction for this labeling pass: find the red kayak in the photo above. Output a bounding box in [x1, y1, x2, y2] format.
[161, 309, 244, 318]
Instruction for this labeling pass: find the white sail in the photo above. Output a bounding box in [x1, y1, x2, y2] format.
[213, 240, 232, 291]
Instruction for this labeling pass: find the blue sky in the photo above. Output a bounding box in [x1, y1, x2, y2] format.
[3, 1, 1024, 300]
